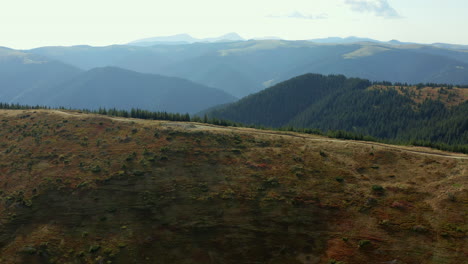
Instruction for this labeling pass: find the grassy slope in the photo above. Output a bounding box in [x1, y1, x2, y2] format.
[207, 74, 468, 151]
[0, 109, 466, 264]
[370, 85, 468, 107]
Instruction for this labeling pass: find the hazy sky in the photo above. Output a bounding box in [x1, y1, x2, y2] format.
[2, 0, 468, 49]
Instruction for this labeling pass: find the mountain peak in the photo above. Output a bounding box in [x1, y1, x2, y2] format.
[219, 32, 244, 40]
[308, 36, 381, 44]
[129, 34, 197, 45]
[129, 33, 245, 46]
[388, 39, 402, 44]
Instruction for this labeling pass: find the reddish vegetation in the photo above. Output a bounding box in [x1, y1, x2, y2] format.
[370, 85, 468, 106]
[390, 200, 413, 210]
[0, 109, 466, 264]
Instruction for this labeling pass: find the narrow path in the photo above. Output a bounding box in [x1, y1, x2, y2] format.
[48, 110, 468, 160]
[191, 123, 468, 160]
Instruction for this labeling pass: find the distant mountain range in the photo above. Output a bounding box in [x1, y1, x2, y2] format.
[129, 33, 468, 49]
[308, 36, 468, 49]
[26, 39, 468, 98]
[308, 36, 381, 44]
[0, 48, 235, 113]
[0, 47, 82, 103]
[17, 67, 236, 113]
[2, 35, 468, 113]
[129, 33, 245, 46]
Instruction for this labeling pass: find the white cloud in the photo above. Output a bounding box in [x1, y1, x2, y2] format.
[344, 0, 401, 18]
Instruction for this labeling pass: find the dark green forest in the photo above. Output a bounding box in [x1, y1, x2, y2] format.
[206, 74, 468, 153]
[1, 85, 467, 154]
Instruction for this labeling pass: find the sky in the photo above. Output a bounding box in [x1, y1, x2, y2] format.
[1, 0, 468, 49]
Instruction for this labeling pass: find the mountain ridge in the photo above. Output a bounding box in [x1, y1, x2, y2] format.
[14, 66, 237, 114]
[0, 109, 465, 263]
[205, 73, 468, 151]
[25, 40, 468, 98]
[0, 48, 83, 103]
[129, 32, 245, 46]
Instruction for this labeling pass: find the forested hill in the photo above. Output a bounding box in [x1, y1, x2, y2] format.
[14, 66, 237, 114]
[0, 47, 82, 103]
[206, 73, 468, 150]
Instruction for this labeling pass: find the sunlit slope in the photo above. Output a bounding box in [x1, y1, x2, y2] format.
[0, 109, 466, 264]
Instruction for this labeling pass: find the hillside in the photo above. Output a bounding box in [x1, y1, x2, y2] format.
[370, 84, 468, 107]
[206, 74, 468, 150]
[0, 109, 466, 264]
[14, 67, 237, 114]
[0, 47, 82, 103]
[26, 40, 468, 97]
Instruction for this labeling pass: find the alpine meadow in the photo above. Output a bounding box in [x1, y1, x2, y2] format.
[0, 0, 467, 263]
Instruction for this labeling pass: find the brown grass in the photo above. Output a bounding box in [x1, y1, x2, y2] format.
[369, 85, 468, 107]
[0, 109, 466, 264]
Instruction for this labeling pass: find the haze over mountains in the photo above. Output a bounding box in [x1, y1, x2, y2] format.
[16, 67, 236, 113]
[2, 33, 468, 115]
[129, 33, 468, 49]
[0, 47, 82, 103]
[0, 32, 467, 263]
[0, 46, 236, 113]
[129, 32, 245, 46]
[26, 37, 468, 98]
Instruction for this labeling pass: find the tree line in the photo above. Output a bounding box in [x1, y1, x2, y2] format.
[0, 101, 466, 154]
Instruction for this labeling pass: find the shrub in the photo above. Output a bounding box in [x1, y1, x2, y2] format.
[447, 193, 456, 202]
[358, 240, 371, 248]
[143, 148, 151, 156]
[89, 245, 101, 253]
[390, 201, 407, 209]
[160, 146, 170, 153]
[19, 246, 37, 255]
[126, 152, 137, 161]
[372, 185, 384, 192]
[328, 260, 346, 264]
[293, 156, 303, 162]
[231, 149, 242, 154]
[412, 225, 428, 233]
[77, 182, 88, 188]
[91, 165, 101, 173]
[133, 170, 144, 176]
[264, 177, 280, 187]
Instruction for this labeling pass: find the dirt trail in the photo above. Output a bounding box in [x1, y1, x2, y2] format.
[17, 110, 468, 161]
[188, 123, 468, 161]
